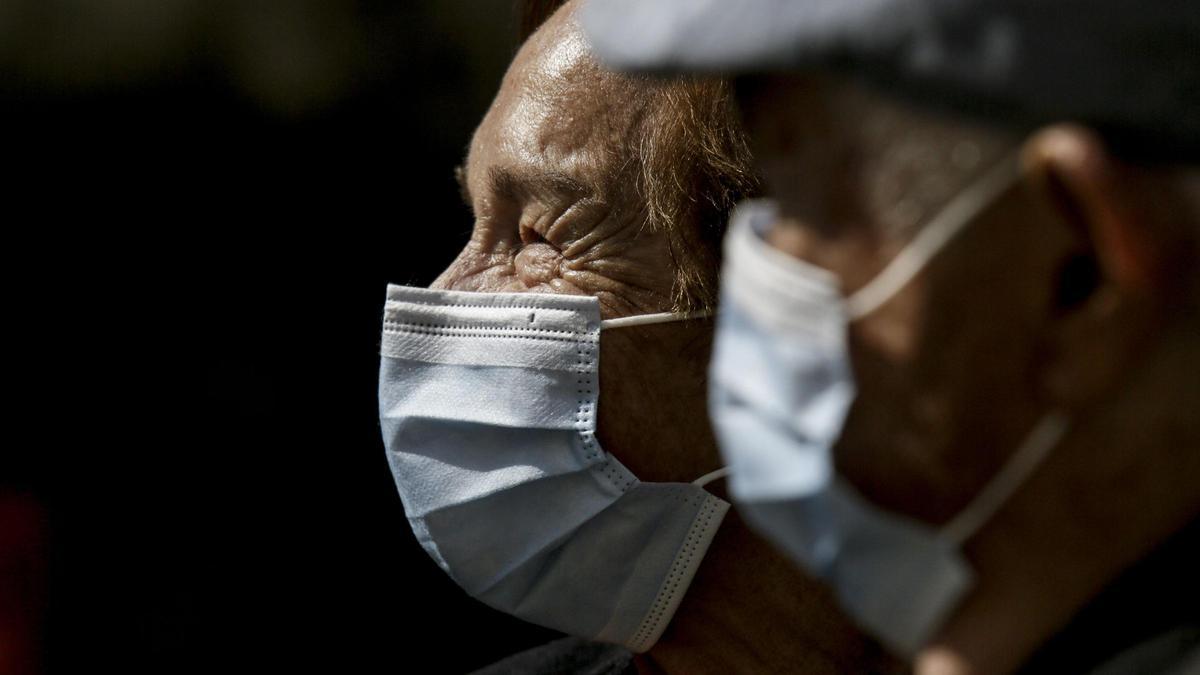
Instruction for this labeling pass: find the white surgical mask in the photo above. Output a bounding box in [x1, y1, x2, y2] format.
[708, 156, 1071, 655]
[379, 285, 728, 652]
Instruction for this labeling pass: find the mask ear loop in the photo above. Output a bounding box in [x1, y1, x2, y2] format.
[598, 308, 731, 488]
[600, 309, 713, 330]
[845, 154, 1022, 320]
[693, 466, 731, 487]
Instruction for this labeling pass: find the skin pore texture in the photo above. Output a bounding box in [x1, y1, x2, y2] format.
[432, 4, 899, 674]
[737, 73, 1200, 675]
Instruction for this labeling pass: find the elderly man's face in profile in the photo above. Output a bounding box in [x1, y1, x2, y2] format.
[437, 18, 674, 315]
[420, 10, 910, 671]
[431, 3, 718, 484]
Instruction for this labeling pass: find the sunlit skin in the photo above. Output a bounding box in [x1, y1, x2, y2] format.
[738, 74, 1200, 675]
[433, 0, 710, 491]
[431, 4, 900, 674]
[436, 15, 672, 315]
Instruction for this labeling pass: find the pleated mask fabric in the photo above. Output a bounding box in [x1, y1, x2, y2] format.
[378, 285, 729, 652]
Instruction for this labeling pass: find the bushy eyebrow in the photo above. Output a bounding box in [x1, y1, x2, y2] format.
[485, 167, 589, 202]
[455, 161, 595, 228]
[456, 161, 591, 205]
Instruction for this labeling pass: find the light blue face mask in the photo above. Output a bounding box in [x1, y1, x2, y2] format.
[378, 285, 729, 652]
[708, 157, 1070, 655]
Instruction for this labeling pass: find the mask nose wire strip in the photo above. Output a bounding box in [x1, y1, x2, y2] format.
[692, 466, 731, 488]
[844, 154, 1022, 320]
[939, 412, 1071, 547]
[599, 309, 713, 330]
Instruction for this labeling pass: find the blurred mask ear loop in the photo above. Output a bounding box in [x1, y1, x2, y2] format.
[940, 413, 1070, 545]
[845, 154, 1024, 319]
[601, 309, 732, 491]
[839, 154, 1073, 543]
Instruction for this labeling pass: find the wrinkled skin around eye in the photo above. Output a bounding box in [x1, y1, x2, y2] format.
[430, 5, 720, 484]
[434, 193, 677, 320]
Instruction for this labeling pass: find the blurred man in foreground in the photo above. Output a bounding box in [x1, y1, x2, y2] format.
[584, 1, 1200, 673]
[381, 1, 904, 673]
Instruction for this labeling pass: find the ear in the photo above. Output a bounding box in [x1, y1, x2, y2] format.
[1019, 125, 1174, 408]
[1022, 125, 1180, 295]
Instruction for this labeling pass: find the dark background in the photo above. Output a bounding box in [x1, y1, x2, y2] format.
[4, 2, 559, 672]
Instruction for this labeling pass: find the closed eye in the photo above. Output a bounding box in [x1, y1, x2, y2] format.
[486, 166, 589, 204]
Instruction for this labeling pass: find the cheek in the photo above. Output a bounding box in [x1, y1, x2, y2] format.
[595, 325, 720, 484]
[430, 241, 590, 297]
[837, 293, 958, 519]
[429, 245, 516, 292]
[838, 227, 1051, 521]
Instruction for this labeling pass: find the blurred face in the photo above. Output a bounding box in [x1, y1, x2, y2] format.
[733, 75, 1066, 523]
[432, 2, 721, 483]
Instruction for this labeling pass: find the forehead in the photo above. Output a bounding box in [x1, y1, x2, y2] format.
[465, 8, 645, 181]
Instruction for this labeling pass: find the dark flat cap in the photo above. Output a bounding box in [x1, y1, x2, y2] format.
[581, 0, 1200, 159]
